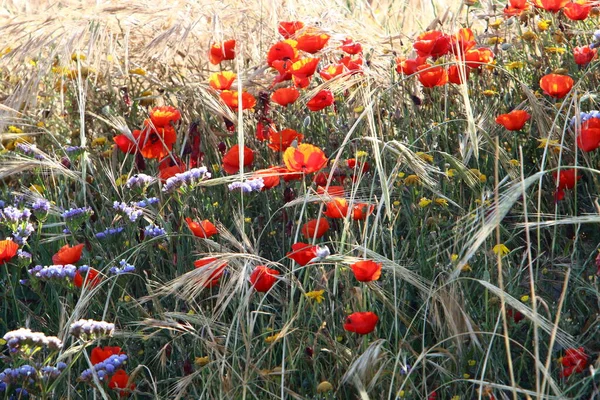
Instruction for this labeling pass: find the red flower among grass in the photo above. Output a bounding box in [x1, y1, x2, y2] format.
[267, 40, 298, 67]
[321, 64, 345, 81]
[504, 0, 530, 16]
[209, 71, 236, 90]
[553, 169, 581, 201]
[186, 218, 218, 239]
[395, 57, 427, 76]
[495, 110, 531, 131]
[450, 28, 476, 55]
[576, 117, 600, 152]
[323, 197, 349, 219]
[559, 347, 588, 378]
[194, 257, 227, 288]
[268, 129, 304, 151]
[306, 89, 334, 111]
[52, 243, 84, 265]
[416, 64, 448, 88]
[296, 32, 330, 53]
[447, 64, 470, 84]
[74, 267, 101, 289]
[539, 74, 574, 99]
[222, 144, 254, 174]
[351, 203, 375, 220]
[249, 265, 279, 292]
[301, 218, 330, 239]
[278, 21, 304, 39]
[209, 39, 236, 64]
[563, 0, 591, 20]
[343, 311, 378, 334]
[413, 31, 451, 58]
[271, 87, 300, 107]
[0, 239, 18, 264]
[149, 106, 181, 128]
[287, 242, 319, 266]
[573, 46, 597, 66]
[283, 143, 327, 173]
[253, 167, 281, 190]
[220, 90, 257, 111]
[91, 346, 123, 365]
[533, 0, 569, 12]
[109, 369, 136, 397]
[340, 38, 363, 54]
[351, 260, 382, 282]
[464, 47, 494, 69]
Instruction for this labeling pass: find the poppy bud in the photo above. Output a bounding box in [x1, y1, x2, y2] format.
[305, 347, 314, 358]
[284, 187, 296, 203]
[218, 142, 227, 154]
[61, 157, 71, 169]
[183, 359, 193, 375]
[223, 117, 236, 132]
[135, 151, 146, 171]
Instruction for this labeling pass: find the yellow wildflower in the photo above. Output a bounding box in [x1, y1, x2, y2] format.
[451, 254, 459, 262]
[452, 396, 461, 400]
[305, 290, 325, 304]
[355, 150, 368, 158]
[509, 159, 520, 167]
[336, 335, 344, 342]
[0, 47, 11, 57]
[487, 37, 504, 45]
[123, 295, 132, 302]
[100, 150, 112, 159]
[404, 174, 420, 185]
[537, 19, 551, 31]
[29, 184, 44, 194]
[537, 138, 561, 150]
[129, 67, 146, 76]
[91, 137, 107, 147]
[115, 174, 129, 186]
[483, 90, 498, 97]
[393, 200, 401, 207]
[418, 198, 432, 208]
[434, 198, 448, 207]
[505, 61, 525, 70]
[213, 201, 219, 207]
[8, 126, 23, 134]
[353, 106, 365, 113]
[461, 264, 472, 272]
[545, 47, 566, 55]
[520, 295, 530, 302]
[397, 172, 405, 179]
[212, 163, 220, 172]
[140, 90, 155, 107]
[265, 333, 280, 344]
[36, 121, 45, 128]
[398, 390, 406, 398]
[468, 359, 477, 366]
[317, 381, 333, 393]
[71, 52, 86, 61]
[269, 230, 277, 236]
[521, 31, 537, 41]
[489, 19, 503, 29]
[244, 217, 252, 223]
[446, 169, 456, 178]
[493, 243, 510, 256]
[195, 356, 210, 367]
[463, 373, 471, 379]
[416, 151, 434, 163]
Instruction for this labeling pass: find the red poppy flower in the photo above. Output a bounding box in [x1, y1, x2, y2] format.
[506, 308, 525, 324]
[287, 242, 319, 266]
[283, 143, 327, 173]
[495, 110, 531, 131]
[296, 33, 330, 53]
[319, 63, 345, 80]
[553, 169, 581, 201]
[91, 346, 123, 365]
[220, 90, 257, 111]
[395, 57, 427, 76]
[292, 74, 311, 89]
[135, 123, 177, 160]
[573, 46, 597, 66]
[0, 239, 18, 264]
[249, 265, 279, 292]
[291, 58, 320, 78]
[448, 64, 470, 84]
[209, 39, 236, 64]
[450, 28, 476, 55]
[413, 31, 451, 58]
[268, 129, 304, 151]
[347, 158, 370, 174]
[559, 347, 588, 378]
[576, 117, 600, 152]
[343, 311, 378, 334]
[271, 87, 300, 107]
[539, 74, 574, 99]
[340, 38, 363, 54]
[301, 218, 330, 239]
[340, 56, 363, 72]
[73, 267, 101, 289]
[158, 160, 187, 182]
[272, 166, 303, 182]
[532, 0, 569, 12]
[563, 0, 591, 19]
[209, 71, 236, 91]
[52, 243, 85, 265]
[109, 370, 136, 397]
[149, 106, 181, 128]
[278, 21, 304, 39]
[256, 121, 277, 142]
[186, 218, 218, 238]
[416, 64, 448, 88]
[464, 47, 494, 69]
[306, 89, 334, 111]
[194, 257, 227, 288]
[351, 203, 375, 220]
[222, 144, 254, 174]
[504, 0, 530, 16]
[252, 167, 281, 190]
[323, 198, 349, 219]
[267, 41, 298, 67]
[113, 131, 142, 154]
[351, 260, 382, 282]
[316, 185, 345, 196]
[313, 170, 345, 186]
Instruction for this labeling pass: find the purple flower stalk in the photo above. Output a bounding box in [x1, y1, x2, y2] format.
[144, 224, 166, 238]
[0, 365, 38, 386]
[113, 202, 143, 222]
[570, 110, 600, 127]
[79, 354, 128, 382]
[27, 264, 78, 282]
[61, 206, 93, 220]
[69, 319, 115, 340]
[109, 260, 136, 275]
[228, 178, 264, 193]
[162, 167, 211, 193]
[134, 197, 159, 208]
[12, 223, 35, 245]
[31, 199, 50, 213]
[3, 328, 62, 354]
[95, 226, 124, 239]
[0, 206, 31, 224]
[126, 173, 155, 189]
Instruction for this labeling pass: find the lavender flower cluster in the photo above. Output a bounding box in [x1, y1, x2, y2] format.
[134, 197, 159, 208]
[113, 202, 143, 222]
[0, 365, 37, 386]
[95, 226, 124, 239]
[0, 206, 31, 224]
[79, 354, 127, 382]
[3, 329, 62, 354]
[126, 173, 155, 189]
[162, 167, 211, 193]
[61, 206, 93, 220]
[227, 178, 265, 193]
[109, 260, 136, 275]
[570, 110, 600, 127]
[12, 224, 35, 245]
[144, 224, 166, 238]
[31, 199, 50, 213]
[590, 30, 600, 49]
[64, 145, 84, 153]
[27, 264, 78, 282]
[69, 319, 115, 340]
[40, 363, 67, 380]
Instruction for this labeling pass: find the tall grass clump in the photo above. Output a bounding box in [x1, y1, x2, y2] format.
[0, 0, 599, 398]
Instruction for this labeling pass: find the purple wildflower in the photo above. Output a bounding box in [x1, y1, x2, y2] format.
[69, 319, 115, 340]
